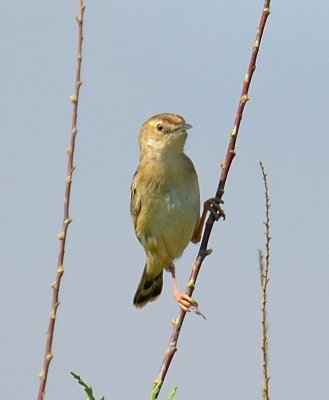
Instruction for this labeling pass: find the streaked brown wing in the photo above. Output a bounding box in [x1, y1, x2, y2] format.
[130, 169, 141, 233]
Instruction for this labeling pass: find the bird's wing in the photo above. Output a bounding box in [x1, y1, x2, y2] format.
[130, 169, 142, 233]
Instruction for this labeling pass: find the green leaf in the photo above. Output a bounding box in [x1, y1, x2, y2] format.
[150, 380, 162, 400]
[70, 371, 105, 400]
[168, 386, 177, 400]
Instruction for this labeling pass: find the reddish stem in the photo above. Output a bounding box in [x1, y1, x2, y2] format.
[153, 1, 271, 395]
[37, 2, 85, 399]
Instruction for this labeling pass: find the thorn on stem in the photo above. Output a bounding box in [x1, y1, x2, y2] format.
[57, 265, 64, 274]
[187, 279, 195, 288]
[64, 217, 72, 225]
[231, 127, 237, 137]
[38, 371, 45, 381]
[240, 94, 249, 104]
[206, 248, 213, 256]
[253, 39, 260, 49]
[57, 232, 65, 240]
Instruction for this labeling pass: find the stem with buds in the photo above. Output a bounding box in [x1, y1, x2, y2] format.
[37, 2, 85, 399]
[152, 1, 272, 397]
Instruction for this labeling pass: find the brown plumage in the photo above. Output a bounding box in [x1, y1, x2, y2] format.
[130, 113, 201, 309]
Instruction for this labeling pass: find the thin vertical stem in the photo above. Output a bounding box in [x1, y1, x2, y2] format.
[259, 161, 271, 400]
[37, 2, 85, 399]
[152, 1, 272, 397]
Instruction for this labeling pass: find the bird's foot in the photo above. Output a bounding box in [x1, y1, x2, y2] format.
[174, 290, 206, 319]
[204, 197, 226, 221]
[174, 290, 195, 312]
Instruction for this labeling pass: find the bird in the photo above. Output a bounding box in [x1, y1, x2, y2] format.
[130, 113, 222, 311]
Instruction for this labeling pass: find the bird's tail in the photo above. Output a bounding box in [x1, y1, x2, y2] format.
[133, 265, 163, 308]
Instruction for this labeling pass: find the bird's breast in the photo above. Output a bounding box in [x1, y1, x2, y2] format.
[143, 161, 200, 257]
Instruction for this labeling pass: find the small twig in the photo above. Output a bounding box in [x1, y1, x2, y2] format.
[152, 1, 271, 397]
[259, 161, 271, 400]
[37, 2, 85, 399]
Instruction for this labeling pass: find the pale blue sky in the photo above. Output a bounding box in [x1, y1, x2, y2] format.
[1, 1, 329, 399]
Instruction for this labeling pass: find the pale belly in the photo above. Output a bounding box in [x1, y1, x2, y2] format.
[141, 185, 200, 276]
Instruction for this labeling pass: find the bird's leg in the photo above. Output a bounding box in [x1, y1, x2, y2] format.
[192, 197, 225, 243]
[168, 264, 206, 318]
[169, 263, 197, 312]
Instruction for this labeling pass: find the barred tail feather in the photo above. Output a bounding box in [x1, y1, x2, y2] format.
[133, 266, 163, 308]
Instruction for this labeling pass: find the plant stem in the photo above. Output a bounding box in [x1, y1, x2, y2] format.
[37, 2, 85, 399]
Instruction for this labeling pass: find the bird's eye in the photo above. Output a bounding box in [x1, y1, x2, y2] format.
[156, 123, 164, 132]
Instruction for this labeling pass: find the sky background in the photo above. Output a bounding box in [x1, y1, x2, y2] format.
[1, 1, 329, 399]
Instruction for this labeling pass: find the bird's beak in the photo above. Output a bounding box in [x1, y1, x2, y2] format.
[173, 123, 192, 133]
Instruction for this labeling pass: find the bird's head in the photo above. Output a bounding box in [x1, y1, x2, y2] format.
[139, 113, 192, 158]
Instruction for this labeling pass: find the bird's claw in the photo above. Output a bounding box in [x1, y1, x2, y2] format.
[174, 291, 206, 319]
[174, 291, 195, 311]
[190, 304, 207, 320]
[204, 197, 225, 221]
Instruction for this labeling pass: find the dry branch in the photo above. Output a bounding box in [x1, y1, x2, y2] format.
[152, 1, 272, 397]
[37, 2, 85, 399]
[259, 161, 271, 400]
